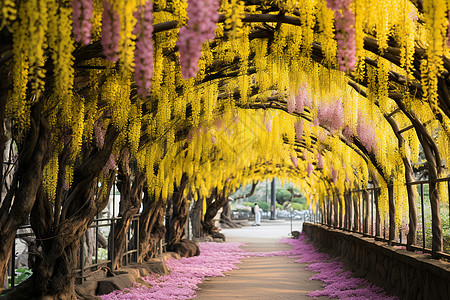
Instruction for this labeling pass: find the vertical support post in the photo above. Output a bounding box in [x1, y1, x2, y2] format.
[80, 234, 85, 282]
[10, 240, 15, 288]
[136, 217, 140, 263]
[125, 225, 129, 266]
[388, 184, 396, 243]
[270, 178, 276, 220]
[109, 176, 116, 270]
[361, 191, 364, 233]
[95, 216, 98, 265]
[421, 184, 425, 249]
[375, 188, 381, 237]
[371, 190, 374, 236]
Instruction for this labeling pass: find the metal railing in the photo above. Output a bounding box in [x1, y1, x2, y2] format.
[6, 213, 166, 288]
[312, 177, 450, 260]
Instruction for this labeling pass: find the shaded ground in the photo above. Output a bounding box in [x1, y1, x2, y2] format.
[195, 220, 330, 299]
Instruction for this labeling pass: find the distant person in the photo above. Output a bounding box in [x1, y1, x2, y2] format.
[253, 203, 261, 226]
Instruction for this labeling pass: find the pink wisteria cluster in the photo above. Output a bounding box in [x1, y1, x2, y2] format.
[294, 119, 304, 140]
[290, 153, 299, 168]
[264, 117, 273, 133]
[101, 0, 121, 62]
[306, 162, 314, 177]
[177, 0, 220, 79]
[326, 0, 356, 72]
[295, 83, 313, 113]
[94, 120, 105, 148]
[102, 153, 117, 173]
[316, 153, 324, 169]
[317, 99, 344, 132]
[342, 124, 354, 142]
[72, 0, 94, 45]
[133, 0, 154, 96]
[356, 112, 377, 154]
[331, 167, 338, 183]
[280, 234, 399, 300]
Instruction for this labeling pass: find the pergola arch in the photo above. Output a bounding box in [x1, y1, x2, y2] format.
[0, 0, 450, 298]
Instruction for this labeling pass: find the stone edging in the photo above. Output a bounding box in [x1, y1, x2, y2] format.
[303, 223, 450, 300]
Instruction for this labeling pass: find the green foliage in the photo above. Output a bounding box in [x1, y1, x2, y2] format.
[291, 202, 307, 211]
[276, 189, 292, 204]
[256, 201, 269, 211]
[8, 267, 33, 287]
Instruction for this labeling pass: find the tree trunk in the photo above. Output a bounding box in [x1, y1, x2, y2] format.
[191, 196, 203, 238]
[166, 174, 189, 250]
[202, 186, 229, 236]
[0, 106, 49, 291]
[220, 200, 240, 228]
[138, 191, 166, 262]
[3, 126, 118, 299]
[112, 166, 145, 270]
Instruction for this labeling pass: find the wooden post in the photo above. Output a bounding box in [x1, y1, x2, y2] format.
[388, 185, 396, 243]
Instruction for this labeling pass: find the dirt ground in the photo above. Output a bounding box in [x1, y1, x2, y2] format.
[195, 220, 330, 300]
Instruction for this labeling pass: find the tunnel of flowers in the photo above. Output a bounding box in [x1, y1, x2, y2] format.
[0, 0, 450, 299]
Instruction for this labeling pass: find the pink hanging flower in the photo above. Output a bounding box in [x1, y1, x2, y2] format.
[94, 120, 105, 149]
[290, 153, 298, 168]
[177, 0, 220, 79]
[317, 99, 344, 132]
[264, 118, 273, 133]
[313, 118, 319, 127]
[447, 11, 450, 48]
[356, 112, 377, 154]
[302, 148, 307, 159]
[210, 133, 217, 144]
[331, 167, 338, 184]
[306, 162, 314, 177]
[294, 119, 304, 141]
[318, 130, 328, 142]
[102, 154, 117, 173]
[101, 0, 120, 62]
[72, 0, 94, 45]
[295, 83, 311, 113]
[287, 95, 296, 113]
[133, 0, 154, 96]
[342, 125, 353, 142]
[326, 0, 356, 72]
[316, 153, 324, 169]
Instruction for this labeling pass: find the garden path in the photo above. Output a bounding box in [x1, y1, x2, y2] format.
[195, 220, 330, 300]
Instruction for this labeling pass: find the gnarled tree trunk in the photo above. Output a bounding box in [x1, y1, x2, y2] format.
[2, 125, 118, 299]
[166, 174, 189, 250]
[112, 165, 145, 269]
[138, 191, 165, 262]
[0, 106, 49, 291]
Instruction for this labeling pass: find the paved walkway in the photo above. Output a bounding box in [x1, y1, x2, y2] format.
[195, 220, 330, 299]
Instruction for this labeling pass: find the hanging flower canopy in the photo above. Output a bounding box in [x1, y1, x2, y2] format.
[1, 1, 450, 296]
